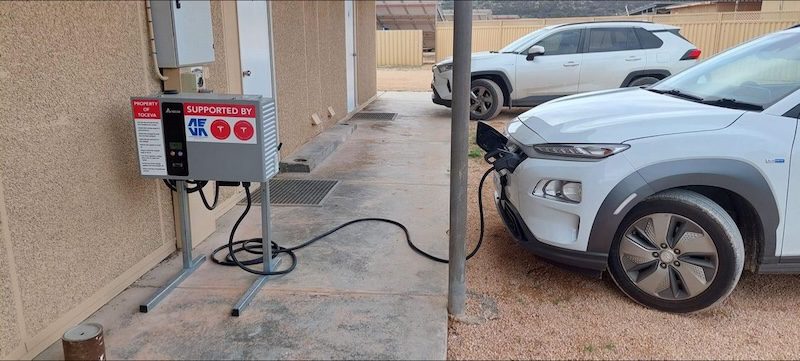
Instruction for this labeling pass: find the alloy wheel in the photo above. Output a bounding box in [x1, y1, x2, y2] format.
[470, 85, 493, 117]
[619, 213, 719, 300]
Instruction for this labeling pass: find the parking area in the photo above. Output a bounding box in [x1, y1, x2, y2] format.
[370, 73, 800, 358]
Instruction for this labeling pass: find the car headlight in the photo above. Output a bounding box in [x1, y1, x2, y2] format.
[436, 63, 453, 72]
[533, 144, 629, 159]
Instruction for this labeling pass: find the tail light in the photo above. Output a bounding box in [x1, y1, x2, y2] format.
[681, 49, 702, 60]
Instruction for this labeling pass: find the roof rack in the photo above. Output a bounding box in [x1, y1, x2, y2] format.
[552, 20, 655, 28]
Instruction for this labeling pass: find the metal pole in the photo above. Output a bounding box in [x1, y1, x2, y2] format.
[448, 0, 472, 317]
[178, 180, 192, 267]
[232, 182, 280, 316]
[261, 182, 274, 268]
[140, 180, 205, 313]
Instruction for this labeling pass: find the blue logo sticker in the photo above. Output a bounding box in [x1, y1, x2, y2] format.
[188, 118, 208, 137]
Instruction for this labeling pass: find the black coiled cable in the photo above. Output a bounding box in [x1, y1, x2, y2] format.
[168, 167, 493, 276]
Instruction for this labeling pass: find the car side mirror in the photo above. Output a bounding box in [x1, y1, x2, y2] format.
[526, 45, 545, 61]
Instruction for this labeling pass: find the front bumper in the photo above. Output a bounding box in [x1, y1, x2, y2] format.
[495, 194, 607, 275]
[431, 67, 452, 106]
[490, 149, 638, 274]
[432, 86, 452, 107]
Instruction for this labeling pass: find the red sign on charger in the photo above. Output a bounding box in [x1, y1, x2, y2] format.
[132, 100, 160, 119]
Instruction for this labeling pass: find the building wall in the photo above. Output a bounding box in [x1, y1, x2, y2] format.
[762, 0, 800, 11]
[0, 1, 376, 359]
[0, 2, 177, 359]
[669, 2, 762, 14]
[271, 1, 349, 157]
[357, 0, 378, 106]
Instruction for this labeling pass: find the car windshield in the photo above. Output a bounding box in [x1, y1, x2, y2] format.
[651, 32, 800, 110]
[499, 28, 549, 53]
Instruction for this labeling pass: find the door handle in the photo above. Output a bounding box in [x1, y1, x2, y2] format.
[625, 57, 642, 62]
[563, 62, 579, 67]
[242, 70, 252, 77]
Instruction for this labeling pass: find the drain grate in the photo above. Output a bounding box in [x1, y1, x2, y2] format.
[240, 179, 339, 206]
[350, 112, 397, 121]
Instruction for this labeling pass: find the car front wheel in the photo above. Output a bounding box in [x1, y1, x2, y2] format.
[608, 189, 744, 313]
[470, 79, 504, 120]
[628, 76, 661, 87]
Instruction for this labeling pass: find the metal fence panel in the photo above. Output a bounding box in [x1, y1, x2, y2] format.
[376, 30, 423, 66]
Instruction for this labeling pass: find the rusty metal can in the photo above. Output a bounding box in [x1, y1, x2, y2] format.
[62, 323, 105, 360]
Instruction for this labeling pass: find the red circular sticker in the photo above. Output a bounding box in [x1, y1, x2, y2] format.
[234, 120, 254, 141]
[210, 119, 231, 140]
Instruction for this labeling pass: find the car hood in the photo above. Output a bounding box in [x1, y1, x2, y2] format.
[436, 51, 502, 65]
[518, 88, 745, 144]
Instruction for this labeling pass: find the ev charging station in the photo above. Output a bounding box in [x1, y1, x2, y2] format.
[131, 94, 280, 316]
[130, 0, 474, 319]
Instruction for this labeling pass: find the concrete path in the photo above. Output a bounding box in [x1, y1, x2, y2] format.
[36, 92, 453, 360]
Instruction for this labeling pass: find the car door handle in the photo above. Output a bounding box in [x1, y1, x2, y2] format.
[563, 62, 579, 67]
[625, 57, 642, 62]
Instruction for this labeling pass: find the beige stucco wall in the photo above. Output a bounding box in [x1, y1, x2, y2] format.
[212, 1, 376, 158]
[357, 1, 378, 106]
[271, 1, 347, 157]
[0, 1, 228, 358]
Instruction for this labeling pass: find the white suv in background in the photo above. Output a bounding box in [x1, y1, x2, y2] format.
[477, 26, 800, 312]
[433, 21, 700, 120]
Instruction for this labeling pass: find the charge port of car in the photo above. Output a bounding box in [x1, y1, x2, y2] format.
[476, 121, 523, 173]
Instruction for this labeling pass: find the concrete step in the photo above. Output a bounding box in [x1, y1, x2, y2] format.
[279, 123, 357, 173]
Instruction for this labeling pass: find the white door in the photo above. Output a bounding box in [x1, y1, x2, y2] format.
[578, 27, 645, 92]
[344, 0, 357, 112]
[238, 0, 274, 98]
[514, 28, 583, 103]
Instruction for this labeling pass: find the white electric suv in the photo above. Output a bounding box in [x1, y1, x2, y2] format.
[477, 26, 800, 313]
[433, 21, 700, 120]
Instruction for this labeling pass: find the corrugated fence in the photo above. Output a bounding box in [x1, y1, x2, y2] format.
[434, 11, 800, 61]
[376, 30, 423, 66]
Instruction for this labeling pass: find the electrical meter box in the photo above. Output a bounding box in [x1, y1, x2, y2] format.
[131, 93, 279, 182]
[151, 0, 215, 68]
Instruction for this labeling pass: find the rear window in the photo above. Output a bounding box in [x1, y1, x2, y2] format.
[654, 29, 690, 42]
[635, 27, 664, 49]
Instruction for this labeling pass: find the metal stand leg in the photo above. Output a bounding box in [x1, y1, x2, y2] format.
[232, 181, 280, 317]
[140, 180, 206, 313]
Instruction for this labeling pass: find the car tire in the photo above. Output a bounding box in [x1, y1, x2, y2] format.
[470, 79, 504, 120]
[627, 76, 661, 87]
[608, 189, 744, 313]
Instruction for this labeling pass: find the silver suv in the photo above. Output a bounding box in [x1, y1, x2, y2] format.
[432, 21, 700, 120]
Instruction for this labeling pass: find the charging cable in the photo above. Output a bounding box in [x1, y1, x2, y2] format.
[162, 179, 220, 211]
[164, 167, 492, 276]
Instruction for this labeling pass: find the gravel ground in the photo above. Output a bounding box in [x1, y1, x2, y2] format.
[377, 65, 432, 91]
[448, 113, 800, 360]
